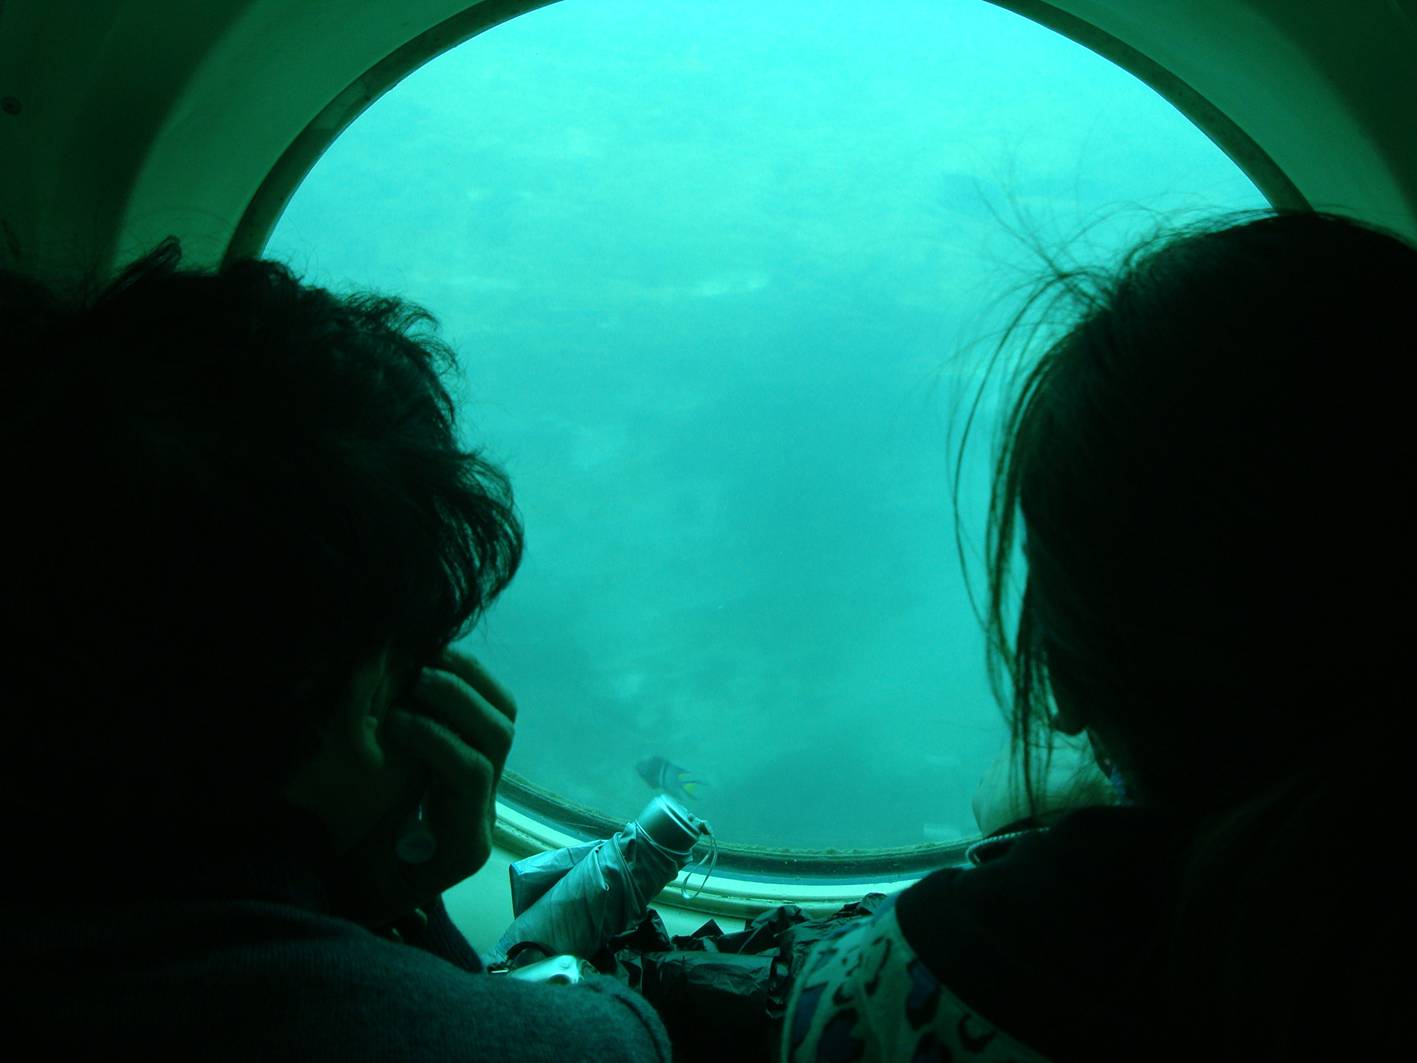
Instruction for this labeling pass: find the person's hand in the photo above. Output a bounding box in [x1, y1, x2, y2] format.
[326, 646, 516, 932]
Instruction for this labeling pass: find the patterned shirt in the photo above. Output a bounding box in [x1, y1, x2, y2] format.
[782, 892, 1051, 1063]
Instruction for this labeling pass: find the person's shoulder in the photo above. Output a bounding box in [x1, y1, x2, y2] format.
[428, 969, 673, 1063]
[9, 900, 672, 1063]
[902, 804, 1183, 902]
[272, 920, 672, 1063]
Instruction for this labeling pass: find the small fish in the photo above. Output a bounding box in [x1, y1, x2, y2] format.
[636, 755, 708, 804]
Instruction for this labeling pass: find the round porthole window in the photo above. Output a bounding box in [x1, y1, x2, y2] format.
[264, 0, 1268, 872]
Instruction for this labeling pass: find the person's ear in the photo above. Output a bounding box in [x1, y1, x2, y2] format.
[355, 713, 387, 770]
[342, 650, 393, 771]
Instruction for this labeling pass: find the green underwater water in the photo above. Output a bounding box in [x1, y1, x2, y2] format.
[265, 0, 1268, 854]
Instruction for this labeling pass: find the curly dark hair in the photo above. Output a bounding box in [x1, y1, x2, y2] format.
[3, 237, 523, 828]
[961, 207, 1412, 1057]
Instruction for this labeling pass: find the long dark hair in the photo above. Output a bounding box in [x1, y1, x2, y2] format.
[2, 238, 524, 833]
[961, 207, 1410, 1056]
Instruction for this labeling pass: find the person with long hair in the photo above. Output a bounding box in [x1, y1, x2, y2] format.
[782, 208, 1409, 1061]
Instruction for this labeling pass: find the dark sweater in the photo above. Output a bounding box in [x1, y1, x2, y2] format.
[895, 806, 1186, 1062]
[0, 797, 672, 1062]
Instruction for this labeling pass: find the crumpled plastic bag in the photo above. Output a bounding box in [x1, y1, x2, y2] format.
[590, 894, 889, 1063]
